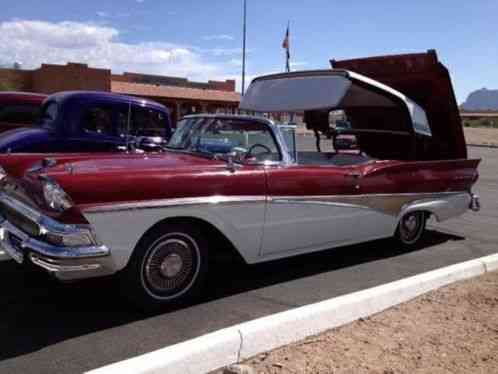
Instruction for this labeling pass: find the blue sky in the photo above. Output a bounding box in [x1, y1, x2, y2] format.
[0, 0, 497, 102]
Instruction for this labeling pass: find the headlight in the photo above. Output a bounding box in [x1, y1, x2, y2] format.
[45, 229, 97, 247]
[42, 179, 73, 212]
[0, 165, 6, 181]
[39, 216, 99, 247]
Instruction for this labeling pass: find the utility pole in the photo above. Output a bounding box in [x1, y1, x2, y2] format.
[241, 0, 247, 96]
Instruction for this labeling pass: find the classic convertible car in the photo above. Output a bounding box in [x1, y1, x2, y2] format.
[0, 67, 480, 308]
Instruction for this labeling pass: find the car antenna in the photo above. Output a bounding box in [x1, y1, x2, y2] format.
[126, 101, 132, 153]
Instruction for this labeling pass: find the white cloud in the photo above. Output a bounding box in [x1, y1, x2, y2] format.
[0, 20, 118, 49]
[0, 19, 226, 82]
[202, 34, 235, 41]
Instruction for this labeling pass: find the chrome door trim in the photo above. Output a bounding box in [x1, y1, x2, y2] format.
[269, 191, 468, 217]
[81, 195, 267, 214]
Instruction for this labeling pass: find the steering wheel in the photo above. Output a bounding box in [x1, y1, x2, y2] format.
[246, 143, 273, 160]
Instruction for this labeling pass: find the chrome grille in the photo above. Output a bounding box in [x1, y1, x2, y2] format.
[0, 201, 39, 237]
[8, 233, 24, 251]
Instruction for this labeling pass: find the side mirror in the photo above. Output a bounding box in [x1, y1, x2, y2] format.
[136, 136, 166, 151]
[334, 135, 358, 151]
[231, 147, 248, 162]
[225, 152, 243, 173]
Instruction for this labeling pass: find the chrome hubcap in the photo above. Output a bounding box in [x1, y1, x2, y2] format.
[142, 235, 199, 299]
[403, 215, 418, 233]
[160, 253, 184, 278]
[399, 212, 424, 244]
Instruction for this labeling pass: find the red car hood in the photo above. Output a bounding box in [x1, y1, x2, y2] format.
[1, 151, 229, 223]
[34, 151, 229, 208]
[45, 151, 222, 175]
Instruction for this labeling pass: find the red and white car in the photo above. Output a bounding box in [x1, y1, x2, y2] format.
[0, 91, 47, 133]
[0, 68, 480, 308]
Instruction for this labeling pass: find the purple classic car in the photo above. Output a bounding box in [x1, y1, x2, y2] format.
[0, 91, 172, 153]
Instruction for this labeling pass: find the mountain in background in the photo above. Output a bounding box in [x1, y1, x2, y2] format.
[461, 88, 498, 111]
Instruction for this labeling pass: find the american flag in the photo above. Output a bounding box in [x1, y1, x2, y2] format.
[282, 23, 290, 72]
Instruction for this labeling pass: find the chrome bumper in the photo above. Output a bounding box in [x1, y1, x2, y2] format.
[470, 193, 480, 212]
[0, 195, 114, 281]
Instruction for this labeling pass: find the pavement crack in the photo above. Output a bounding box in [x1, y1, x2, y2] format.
[250, 293, 299, 308]
[236, 328, 243, 363]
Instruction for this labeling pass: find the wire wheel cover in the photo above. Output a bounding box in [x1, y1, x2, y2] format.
[399, 212, 424, 243]
[143, 234, 200, 298]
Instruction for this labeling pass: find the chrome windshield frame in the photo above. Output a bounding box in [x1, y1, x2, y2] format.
[170, 114, 295, 167]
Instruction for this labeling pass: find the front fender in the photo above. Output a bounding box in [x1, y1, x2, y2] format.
[82, 199, 266, 271]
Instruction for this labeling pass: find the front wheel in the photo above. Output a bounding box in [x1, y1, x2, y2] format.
[395, 211, 427, 246]
[120, 223, 208, 310]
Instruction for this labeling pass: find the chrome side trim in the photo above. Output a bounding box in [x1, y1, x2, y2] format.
[82, 195, 267, 214]
[269, 192, 467, 217]
[81, 192, 471, 216]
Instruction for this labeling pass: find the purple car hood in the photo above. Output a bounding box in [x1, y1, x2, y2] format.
[0, 127, 51, 152]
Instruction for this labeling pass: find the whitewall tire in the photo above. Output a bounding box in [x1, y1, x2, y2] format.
[120, 222, 208, 310]
[396, 211, 426, 246]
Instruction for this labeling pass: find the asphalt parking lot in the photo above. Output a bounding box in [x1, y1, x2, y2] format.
[0, 143, 497, 374]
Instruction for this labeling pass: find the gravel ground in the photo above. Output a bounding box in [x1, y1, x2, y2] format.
[464, 127, 498, 147]
[237, 270, 498, 374]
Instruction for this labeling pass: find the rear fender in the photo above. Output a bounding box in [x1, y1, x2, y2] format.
[362, 158, 481, 193]
[398, 192, 471, 223]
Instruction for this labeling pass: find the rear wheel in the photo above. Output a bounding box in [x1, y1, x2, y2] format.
[120, 223, 208, 310]
[396, 211, 426, 246]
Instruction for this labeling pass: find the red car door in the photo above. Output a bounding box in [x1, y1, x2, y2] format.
[261, 164, 377, 256]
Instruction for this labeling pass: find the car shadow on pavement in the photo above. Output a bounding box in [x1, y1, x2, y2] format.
[0, 229, 463, 361]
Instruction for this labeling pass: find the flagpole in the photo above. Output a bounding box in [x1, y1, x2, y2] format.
[286, 20, 290, 73]
[241, 0, 247, 96]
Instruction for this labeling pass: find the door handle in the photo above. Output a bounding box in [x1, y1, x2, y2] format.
[347, 172, 362, 179]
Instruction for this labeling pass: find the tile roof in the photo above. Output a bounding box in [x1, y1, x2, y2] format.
[111, 81, 240, 103]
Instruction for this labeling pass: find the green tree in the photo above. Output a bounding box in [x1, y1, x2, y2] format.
[0, 79, 20, 91]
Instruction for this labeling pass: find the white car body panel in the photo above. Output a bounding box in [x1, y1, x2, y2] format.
[82, 192, 472, 270]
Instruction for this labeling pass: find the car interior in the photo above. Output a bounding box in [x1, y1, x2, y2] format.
[295, 108, 376, 166]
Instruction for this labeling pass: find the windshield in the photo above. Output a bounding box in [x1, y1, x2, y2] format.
[167, 117, 281, 162]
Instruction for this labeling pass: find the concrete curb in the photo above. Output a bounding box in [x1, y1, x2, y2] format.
[86, 253, 498, 374]
[467, 143, 498, 149]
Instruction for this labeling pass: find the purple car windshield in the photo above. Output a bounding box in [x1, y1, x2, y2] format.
[39, 101, 58, 129]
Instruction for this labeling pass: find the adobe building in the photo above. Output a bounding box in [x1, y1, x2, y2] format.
[0, 62, 240, 125]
